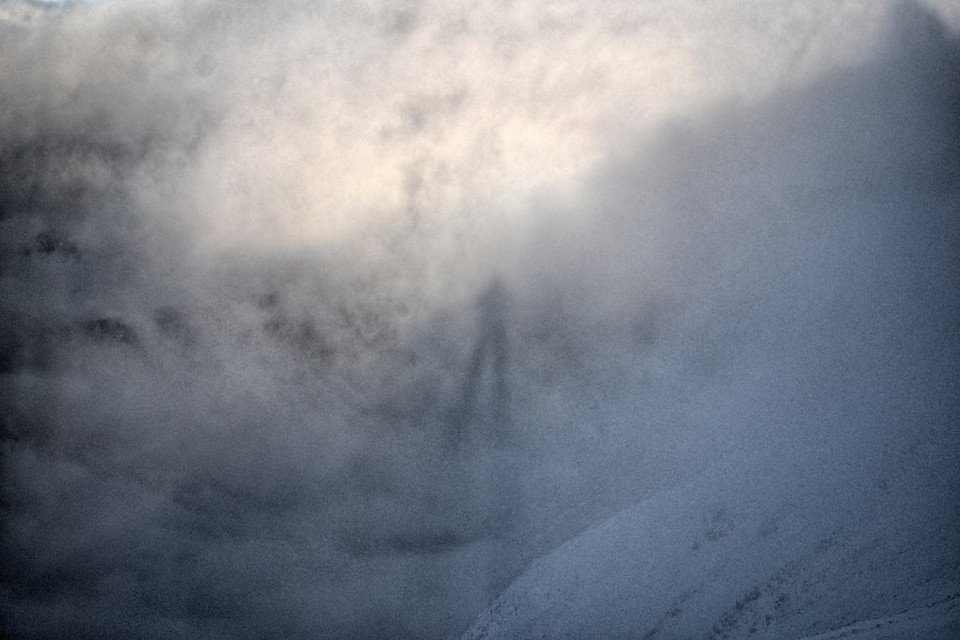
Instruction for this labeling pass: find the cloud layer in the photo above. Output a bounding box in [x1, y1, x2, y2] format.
[2, 1, 958, 638]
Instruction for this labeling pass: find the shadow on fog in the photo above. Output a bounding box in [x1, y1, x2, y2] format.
[2, 2, 960, 639]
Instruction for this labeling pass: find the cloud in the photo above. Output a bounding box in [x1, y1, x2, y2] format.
[1, 1, 958, 638]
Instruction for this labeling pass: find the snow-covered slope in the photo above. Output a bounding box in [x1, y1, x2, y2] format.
[463, 452, 959, 639]
[463, 6, 960, 639]
[798, 595, 959, 640]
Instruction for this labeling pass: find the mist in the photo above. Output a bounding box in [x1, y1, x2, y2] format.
[1, 1, 958, 638]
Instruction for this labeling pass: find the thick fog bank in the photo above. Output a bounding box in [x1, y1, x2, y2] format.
[2, 1, 959, 638]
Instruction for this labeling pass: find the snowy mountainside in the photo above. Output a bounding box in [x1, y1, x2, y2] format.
[798, 595, 959, 640]
[463, 4, 960, 639]
[463, 453, 959, 639]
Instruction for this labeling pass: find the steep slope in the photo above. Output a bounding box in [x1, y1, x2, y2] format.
[464, 458, 958, 639]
